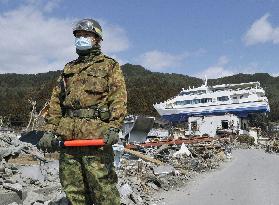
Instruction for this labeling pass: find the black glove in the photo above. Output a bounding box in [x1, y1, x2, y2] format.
[104, 128, 120, 145]
[37, 132, 59, 152]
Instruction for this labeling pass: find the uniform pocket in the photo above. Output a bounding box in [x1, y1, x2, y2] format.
[87, 69, 107, 77]
[98, 104, 110, 122]
[84, 70, 108, 93]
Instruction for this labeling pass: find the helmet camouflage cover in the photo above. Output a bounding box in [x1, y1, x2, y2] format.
[73, 18, 103, 40]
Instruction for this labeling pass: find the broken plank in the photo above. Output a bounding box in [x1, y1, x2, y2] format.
[124, 148, 163, 165]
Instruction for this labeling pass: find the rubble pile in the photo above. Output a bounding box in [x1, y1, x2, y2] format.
[0, 132, 45, 162]
[234, 134, 255, 148]
[0, 132, 230, 205]
[265, 138, 279, 153]
[0, 132, 66, 205]
[117, 139, 230, 204]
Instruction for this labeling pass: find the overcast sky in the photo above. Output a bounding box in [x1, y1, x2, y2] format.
[0, 0, 278, 78]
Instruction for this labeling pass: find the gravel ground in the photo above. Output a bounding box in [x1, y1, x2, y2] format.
[156, 149, 279, 205]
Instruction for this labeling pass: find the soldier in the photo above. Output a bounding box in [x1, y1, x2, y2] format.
[38, 19, 127, 205]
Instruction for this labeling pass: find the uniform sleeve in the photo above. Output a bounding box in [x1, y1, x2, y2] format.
[42, 77, 63, 132]
[107, 62, 127, 129]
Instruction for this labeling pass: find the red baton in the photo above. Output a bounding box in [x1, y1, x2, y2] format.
[62, 139, 105, 147]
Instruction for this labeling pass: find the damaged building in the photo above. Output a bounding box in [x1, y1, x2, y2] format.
[186, 114, 249, 137]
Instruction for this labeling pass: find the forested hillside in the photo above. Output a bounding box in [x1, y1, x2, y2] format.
[0, 64, 278, 127]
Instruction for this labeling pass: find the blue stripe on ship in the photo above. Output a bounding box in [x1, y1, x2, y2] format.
[162, 106, 270, 122]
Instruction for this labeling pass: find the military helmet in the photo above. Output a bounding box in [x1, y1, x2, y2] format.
[73, 18, 103, 40]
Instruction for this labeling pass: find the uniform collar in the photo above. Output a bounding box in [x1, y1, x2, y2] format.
[76, 45, 102, 62]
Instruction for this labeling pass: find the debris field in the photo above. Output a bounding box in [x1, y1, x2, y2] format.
[0, 131, 261, 205]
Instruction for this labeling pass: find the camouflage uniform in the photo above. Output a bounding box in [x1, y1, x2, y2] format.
[44, 48, 127, 205]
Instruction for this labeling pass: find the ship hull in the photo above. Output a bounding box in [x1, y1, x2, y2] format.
[155, 101, 270, 122]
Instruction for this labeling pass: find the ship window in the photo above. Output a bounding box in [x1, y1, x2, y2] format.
[214, 88, 224, 92]
[217, 96, 229, 101]
[232, 96, 237, 99]
[175, 101, 184, 105]
[197, 90, 206, 94]
[186, 100, 192, 104]
[179, 91, 189, 96]
[176, 98, 213, 105]
[175, 100, 192, 105]
[193, 99, 201, 104]
[201, 98, 212, 103]
[187, 100, 194, 105]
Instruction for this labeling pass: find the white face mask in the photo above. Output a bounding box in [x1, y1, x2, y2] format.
[75, 37, 93, 50]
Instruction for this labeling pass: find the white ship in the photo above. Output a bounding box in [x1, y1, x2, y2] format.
[154, 80, 270, 122]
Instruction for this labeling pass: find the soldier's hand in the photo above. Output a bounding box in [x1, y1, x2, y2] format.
[37, 132, 58, 152]
[104, 128, 120, 145]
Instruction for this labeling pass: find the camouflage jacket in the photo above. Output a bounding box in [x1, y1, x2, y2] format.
[43, 52, 127, 140]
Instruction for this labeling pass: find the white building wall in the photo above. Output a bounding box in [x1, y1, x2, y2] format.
[186, 114, 247, 137]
